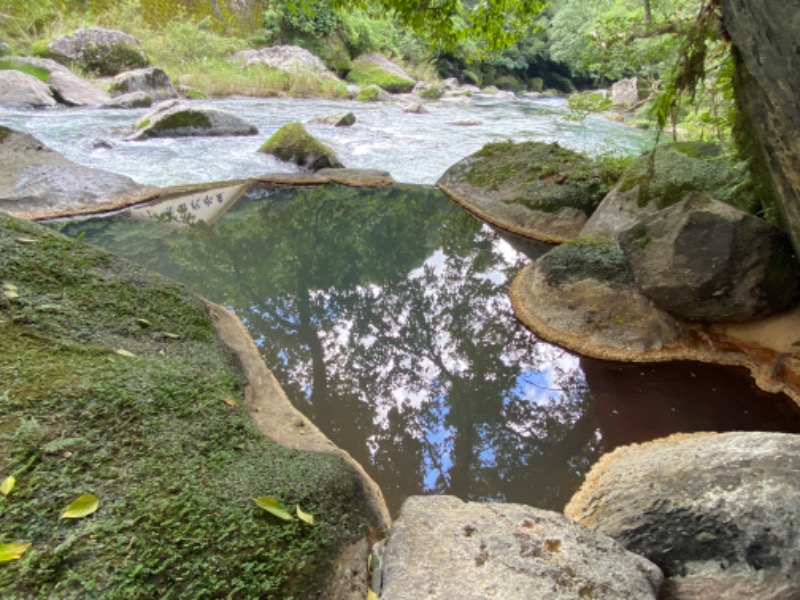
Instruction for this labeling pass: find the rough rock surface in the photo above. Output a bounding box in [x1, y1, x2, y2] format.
[582, 142, 759, 239]
[258, 122, 343, 171]
[402, 101, 428, 114]
[619, 192, 800, 322]
[438, 141, 622, 243]
[102, 91, 153, 109]
[346, 53, 415, 93]
[131, 100, 258, 139]
[565, 432, 800, 600]
[311, 111, 356, 127]
[233, 45, 338, 79]
[109, 67, 178, 101]
[0, 126, 152, 219]
[610, 77, 638, 107]
[0, 70, 56, 107]
[7, 56, 110, 106]
[510, 242, 684, 354]
[375, 495, 662, 599]
[47, 27, 148, 76]
[723, 0, 800, 258]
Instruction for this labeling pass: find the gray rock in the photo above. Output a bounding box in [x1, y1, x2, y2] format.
[376, 495, 662, 600]
[347, 53, 416, 93]
[109, 67, 177, 101]
[103, 91, 153, 109]
[47, 27, 148, 76]
[413, 81, 443, 99]
[311, 111, 356, 127]
[724, 0, 800, 258]
[258, 122, 343, 171]
[131, 101, 258, 139]
[565, 432, 800, 600]
[402, 102, 428, 114]
[233, 45, 338, 80]
[610, 77, 638, 107]
[0, 126, 152, 219]
[619, 192, 800, 322]
[0, 70, 56, 107]
[438, 141, 621, 243]
[581, 142, 759, 240]
[8, 56, 110, 106]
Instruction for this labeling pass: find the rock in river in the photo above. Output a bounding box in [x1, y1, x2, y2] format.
[131, 100, 258, 139]
[258, 122, 343, 171]
[109, 67, 178, 102]
[0, 69, 56, 108]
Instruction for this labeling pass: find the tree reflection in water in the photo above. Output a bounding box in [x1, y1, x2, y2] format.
[60, 184, 602, 512]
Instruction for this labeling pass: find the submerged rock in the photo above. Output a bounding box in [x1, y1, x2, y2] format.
[375, 495, 662, 599]
[438, 141, 623, 243]
[131, 100, 258, 139]
[109, 67, 178, 101]
[311, 111, 356, 127]
[258, 122, 343, 171]
[347, 53, 416, 93]
[566, 432, 800, 600]
[45, 27, 148, 76]
[0, 69, 56, 107]
[582, 142, 758, 239]
[619, 192, 800, 322]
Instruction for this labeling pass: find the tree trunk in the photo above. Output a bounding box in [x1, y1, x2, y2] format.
[644, 0, 653, 24]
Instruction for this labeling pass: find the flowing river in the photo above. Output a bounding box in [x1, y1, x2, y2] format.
[6, 94, 800, 513]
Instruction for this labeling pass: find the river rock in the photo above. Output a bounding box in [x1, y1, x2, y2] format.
[402, 102, 428, 114]
[258, 122, 343, 171]
[619, 192, 800, 322]
[610, 77, 638, 107]
[510, 241, 684, 355]
[7, 56, 110, 106]
[46, 27, 148, 76]
[311, 111, 356, 127]
[0, 70, 56, 107]
[581, 142, 759, 239]
[356, 84, 391, 102]
[0, 126, 152, 219]
[413, 81, 444, 99]
[565, 432, 800, 600]
[374, 495, 662, 599]
[724, 0, 800, 258]
[233, 45, 338, 80]
[131, 101, 258, 139]
[347, 53, 416, 93]
[103, 91, 153, 109]
[109, 67, 178, 101]
[438, 141, 622, 243]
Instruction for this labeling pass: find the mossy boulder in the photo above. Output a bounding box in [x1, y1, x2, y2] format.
[109, 67, 177, 102]
[413, 81, 444, 99]
[259, 122, 344, 171]
[438, 141, 625, 243]
[46, 27, 148, 76]
[311, 112, 356, 127]
[582, 142, 761, 239]
[346, 53, 416, 94]
[131, 101, 259, 140]
[356, 84, 386, 102]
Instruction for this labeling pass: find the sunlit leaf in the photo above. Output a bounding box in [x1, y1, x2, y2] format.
[366, 589, 378, 600]
[296, 505, 314, 525]
[253, 497, 294, 521]
[115, 349, 136, 357]
[16, 238, 37, 244]
[136, 318, 152, 328]
[60, 494, 100, 519]
[222, 397, 239, 408]
[0, 542, 31, 562]
[0, 476, 15, 497]
[163, 332, 180, 339]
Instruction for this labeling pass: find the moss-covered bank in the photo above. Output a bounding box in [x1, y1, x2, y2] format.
[0, 213, 374, 598]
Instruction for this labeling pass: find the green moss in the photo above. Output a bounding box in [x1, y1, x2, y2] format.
[0, 59, 50, 82]
[346, 62, 414, 93]
[0, 213, 372, 597]
[136, 118, 151, 130]
[150, 111, 212, 132]
[79, 42, 149, 76]
[29, 39, 52, 58]
[539, 241, 633, 288]
[0, 125, 13, 142]
[356, 84, 381, 102]
[259, 122, 341, 170]
[464, 141, 624, 215]
[528, 77, 544, 92]
[184, 88, 208, 100]
[568, 91, 612, 113]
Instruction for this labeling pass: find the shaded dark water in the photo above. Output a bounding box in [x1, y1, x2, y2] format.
[55, 184, 800, 514]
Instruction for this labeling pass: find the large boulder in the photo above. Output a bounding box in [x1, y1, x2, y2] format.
[438, 141, 623, 243]
[109, 67, 178, 102]
[610, 77, 638, 107]
[510, 241, 683, 355]
[102, 91, 153, 109]
[374, 495, 662, 599]
[0, 69, 56, 107]
[723, 0, 800, 258]
[131, 101, 258, 139]
[0, 126, 152, 219]
[346, 53, 416, 93]
[619, 192, 800, 322]
[4, 56, 110, 106]
[258, 122, 343, 171]
[45, 27, 148, 76]
[233, 45, 338, 80]
[581, 142, 759, 239]
[565, 432, 800, 600]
